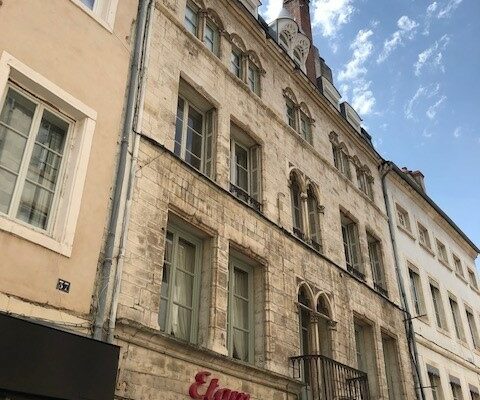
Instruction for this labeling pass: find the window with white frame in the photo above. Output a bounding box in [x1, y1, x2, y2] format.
[333, 145, 351, 179]
[427, 368, 444, 400]
[450, 378, 464, 400]
[367, 233, 387, 295]
[204, 21, 220, 55]
[436, 239, 449, 265]
[408, 266, 426, 317]
[0, 87, 70, 230]
[227, 256, 254, 363]
[449, 296, 466, 341]
[159, 224, 202, 343]
[468, 268, 479, 290]
[418, 222, 431, 249]
[452, 254, 464, 277]
[341, 213, 363, 279]
[247, 64, 260, 96]
[230, 124, 261, 211]
[73, 0, 118, 28]
[0, 52, 96, 256]
[430, 282, 447, 330]
[395, 204, 411, 232]
[174, 80, 215, 176]
[465, 307, 479, 349]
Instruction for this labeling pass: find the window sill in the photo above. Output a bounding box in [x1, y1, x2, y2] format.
[69, 0, 116, 33]
[438, 259, 451, 270]
[0, 214, 72, 257]
[419, 242, 435, 257]
[436, 326, 451, 338]
[455, 272, 468, 284]
[470, 285, 480, 295]
[397, 224, 416, 241]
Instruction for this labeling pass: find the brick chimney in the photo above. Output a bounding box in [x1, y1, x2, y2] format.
[283, 0, 316, 83]
[402, 168, 426, 192]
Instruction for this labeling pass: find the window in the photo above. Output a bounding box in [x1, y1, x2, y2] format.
[0, 87, 70, 230]
[354, 319, 379, 397]
[381, 333, 402, 400]
[396, 204, 411, 232]
[427, 368, 444, 400]
[452, 254, 463, 277]
[230, 124, 261, 211]
[449, 296, 465, 341]
[247, 65, 260, 95]
[436, 239, 449, 265]
[468, 269, 479, 290]
[159, 225, 202, 343]
[368, 233, 387, 296]
[357, 168, 373, 200]
[450, 378, 464, 400]
[430, 283, 447, 330]
[204, 22, 219, 55]
[174, 80, 215, 176]
[184, 2, 199, 35]
[286, 100, 296, 130]
[227, 257, 254, 363]
[230, 49, 242, 78]
[299, 111, 311, 143]
[0, 52, 95, 256]
[341, 213, 363, 279]
[418, 222, 431, 249]
[465, 308, 479, 349]
[307, 186, 322, 252]
[470, 385, 480, 400]
[73, 0, 118, 28]
[290, 176, 304, 239]
[408, 266, 426, 317]
[333, 145, 351, 179]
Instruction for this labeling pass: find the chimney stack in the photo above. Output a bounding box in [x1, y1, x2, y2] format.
[283, 0, 316, 83]
[402, 168, 427, 192]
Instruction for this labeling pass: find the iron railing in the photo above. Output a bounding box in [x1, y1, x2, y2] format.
[347, 265, 366, 281]
[229, 183, 262, 212]
[290, 354, 370, 400]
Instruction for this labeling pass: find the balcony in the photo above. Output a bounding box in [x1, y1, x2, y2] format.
[229, 183, 262, 212]
[290, 354, 370, 400]
[374, 282, 388, 298]
[347, 265, 366, 281]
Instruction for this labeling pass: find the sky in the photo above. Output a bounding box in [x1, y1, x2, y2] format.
[260, 0, 480, 269]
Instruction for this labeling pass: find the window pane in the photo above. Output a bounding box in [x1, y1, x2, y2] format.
[177, 238, 196, 273]
[174, 270, 194, 307]
[158, 298, 168, 331]
[231, 52, 241, 77]
[233, 297, 249, 330]
[185, 5, 198, 35]
[80, 0, 95, 9]
[235, 144, 248, 169]
[16, 181, 53, 229]
[234, 268, 248, 298]
[0, 168, 17, 214]
[232, 328, 249, 361]
[0, 89, 36, 136]
[170, 304, 192, 340]
[204, 24, 216, 53]
[0, 126, 28, 173]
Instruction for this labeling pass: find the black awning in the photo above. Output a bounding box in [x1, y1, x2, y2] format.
[0, 313, 119, 400]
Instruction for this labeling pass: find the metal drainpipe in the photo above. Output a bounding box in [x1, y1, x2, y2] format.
[93, 0, 152, 341]
[380, 161, 426, 400]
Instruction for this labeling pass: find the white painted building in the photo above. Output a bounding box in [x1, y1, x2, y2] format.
[384, 164, 480, 400]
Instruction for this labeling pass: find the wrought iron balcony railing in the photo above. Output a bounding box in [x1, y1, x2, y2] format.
[347, 265, 366, 281]
[374, 282, 389, 298]
[290, 354, 370, 400]
[229, 183, 262, 212]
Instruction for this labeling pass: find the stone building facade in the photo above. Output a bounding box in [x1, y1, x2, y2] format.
[384, 167, 480, 400]
[111, 1, 418, 399]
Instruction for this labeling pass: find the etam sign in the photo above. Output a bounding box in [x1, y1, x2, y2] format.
[189, 371, 251, 400]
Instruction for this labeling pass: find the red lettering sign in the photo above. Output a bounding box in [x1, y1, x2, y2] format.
[188, 371, 251, 400]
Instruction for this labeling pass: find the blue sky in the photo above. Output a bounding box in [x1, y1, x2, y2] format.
[260, 0, 480, 269]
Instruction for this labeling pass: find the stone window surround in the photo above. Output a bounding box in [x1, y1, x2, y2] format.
[0, 51, 96, 257]
[282, 87, 314, 144]
[406, 262, 428, 323]
[428, 277, 450, 335]
[69, 0, 119, 32]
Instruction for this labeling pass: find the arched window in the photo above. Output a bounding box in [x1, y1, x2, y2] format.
[307, 186, 322, 252]
[316, 294, 333, 357]
[290, 174, 304, 239]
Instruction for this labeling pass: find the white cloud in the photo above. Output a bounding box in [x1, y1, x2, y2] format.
[312, 0, 355, 38]
[438, 0, 463, 18]
[263, 0, 283, 23]
[427, 2, 438, 16]
[453, 127, 462, 138]
[423, 129, 433, 138]
[405, 86, 427, 119]
[338, 29, 374, 81]
[377, 16, 419, 63]
[352, 81, 376, 115]
[414, 34, 450, 76]
[426, 95, 447, 119]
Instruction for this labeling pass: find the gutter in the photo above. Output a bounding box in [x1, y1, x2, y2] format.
[380, 161, 426, 400]
[93, 0, 153, 341]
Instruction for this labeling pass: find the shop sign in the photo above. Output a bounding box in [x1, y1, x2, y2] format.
[189, 371, 251, 400]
